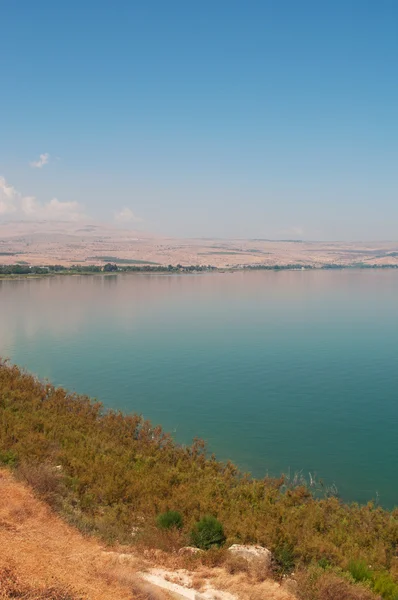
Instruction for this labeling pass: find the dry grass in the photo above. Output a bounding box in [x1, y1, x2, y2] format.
[134, 524, 188, 554]
[224, 555, 250, 575]
[0, 469, 140, 600]
[191, 567, 295, 600]
[129, 581, 170, 600]
[0, 468, 295, 600]
[16, 461, 64, 507]
[0, 564, 79, 599]
[295, 568, 382, 600]
[224, 553, 273, 582]
[2, 465, 379, 600]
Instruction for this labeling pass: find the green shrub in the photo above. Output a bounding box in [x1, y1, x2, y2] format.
[0, 450, 17, 466]
[274, 543, 295, 574]
[346, 561, 398, 600]
[191, 515, 226, 550]
[318, 557, 331, 569]
[156, 510, 183, 530]
[373, 572, 398, 600]
[348, 560, 373, 583]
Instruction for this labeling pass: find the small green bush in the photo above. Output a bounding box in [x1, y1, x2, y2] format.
[0, 450, 17, 466]
[191, 515, 226, 550]
[274, 543, 295, 574]
[347, 561, 398, 599]
[348, 560, 373, 583]
[373, 571, 398, 600]
[156, 510, 183, 530]
[318, 557, 331, 569]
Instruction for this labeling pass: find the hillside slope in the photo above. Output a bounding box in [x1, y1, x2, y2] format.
[0, 469, 166, 599]
[0, 362, 395, 599]
[0, 469, 295, 600]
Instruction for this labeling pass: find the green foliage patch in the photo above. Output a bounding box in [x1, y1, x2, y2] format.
[191, 515, 226, 550]
[156, 510, 183, 530]
[349, 560, 373, 583]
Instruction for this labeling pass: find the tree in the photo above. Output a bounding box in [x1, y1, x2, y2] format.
[103, 263, 118, 272]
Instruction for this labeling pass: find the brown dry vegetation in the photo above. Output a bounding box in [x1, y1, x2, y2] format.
[0, 564, 79, 600]
[0, 469, 136, 599]
[194, 565, 295, 600]
[0, 469, 177, 599]
[294, 567, 381, 600]
[1, 361, 398, 599]
[0, 468, 295, 600]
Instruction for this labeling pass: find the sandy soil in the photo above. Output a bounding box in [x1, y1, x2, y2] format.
[0, 469, 149, 599]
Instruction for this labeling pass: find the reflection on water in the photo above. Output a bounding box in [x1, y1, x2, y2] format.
[1, 271, 398, 507]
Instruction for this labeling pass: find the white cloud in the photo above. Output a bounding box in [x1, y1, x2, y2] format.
[21, 196, 85, 221]
[114, 207, 143, 224]
[0, 175, 86, 222]
[30, 153, 50, 168]
[0, 176, 18, 215]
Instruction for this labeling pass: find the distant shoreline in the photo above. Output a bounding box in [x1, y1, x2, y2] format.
[1, 262, 398, 280]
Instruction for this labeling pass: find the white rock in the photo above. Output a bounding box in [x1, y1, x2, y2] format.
[195, 592, 235, 600]
[227, 544, 272, 567]
[141, 569, 236, 600]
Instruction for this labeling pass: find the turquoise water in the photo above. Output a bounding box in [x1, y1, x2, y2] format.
[1, 270, 397, 507]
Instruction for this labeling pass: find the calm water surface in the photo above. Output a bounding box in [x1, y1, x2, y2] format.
[1, 271, 397, 506]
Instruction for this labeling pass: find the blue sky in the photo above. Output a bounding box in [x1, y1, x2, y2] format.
[1, 0, 397, 239]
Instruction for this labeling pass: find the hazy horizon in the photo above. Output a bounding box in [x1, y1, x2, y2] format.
[1, 1, 398, 241]
[2, 217, 398, 244]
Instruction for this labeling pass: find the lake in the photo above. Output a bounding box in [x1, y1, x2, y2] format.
[1, 270, 397, 507]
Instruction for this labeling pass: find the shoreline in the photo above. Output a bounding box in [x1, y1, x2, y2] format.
[1, 262, 398, 281]
[0, 355, 392, 509]
[2, 359, 398, 599]
[0, 357, 392, 510]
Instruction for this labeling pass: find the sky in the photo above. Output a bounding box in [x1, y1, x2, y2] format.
[1, 0, 397, 240]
